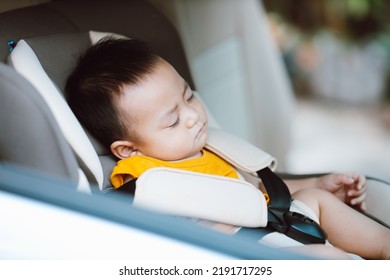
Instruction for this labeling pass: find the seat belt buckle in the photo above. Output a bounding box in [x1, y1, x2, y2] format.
[268, 208, 327, 245]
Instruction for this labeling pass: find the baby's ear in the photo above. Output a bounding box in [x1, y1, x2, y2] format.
[110, 140, 138, 159]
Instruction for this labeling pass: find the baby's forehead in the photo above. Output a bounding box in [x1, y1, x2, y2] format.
[117, 58, 186, 103]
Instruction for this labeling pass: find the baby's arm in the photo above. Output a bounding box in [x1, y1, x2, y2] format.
[292, 187, 390, 259]
[284, 173, 367, 211]
[316, 173, 367, 211]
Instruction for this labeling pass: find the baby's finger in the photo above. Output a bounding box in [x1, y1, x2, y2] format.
[351, 173, 366, 190]
[352, 201, 367, 212]
[347, 184, 367, 197]
[335, 173, 355, 186]
[349, 192, 367, 205]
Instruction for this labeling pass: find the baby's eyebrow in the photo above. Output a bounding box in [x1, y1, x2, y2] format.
[183, 82, 189, 94]
[166, 104, 179, 117]
[164, 82, 189, 116]
[181, 82, 189, 99]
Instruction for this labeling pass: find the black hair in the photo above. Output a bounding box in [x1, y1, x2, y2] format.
[65, 37, 160, 149]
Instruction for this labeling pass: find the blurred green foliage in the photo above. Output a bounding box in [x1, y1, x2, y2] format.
[263, 0, 390, 101]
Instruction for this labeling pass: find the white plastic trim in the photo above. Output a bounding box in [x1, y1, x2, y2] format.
[365, 179, 390, 226]
[89, 30, 128, 44]
[76, 168, 92, 194]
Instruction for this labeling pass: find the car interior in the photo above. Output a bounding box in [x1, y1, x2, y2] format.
[0, 0, 389, 259]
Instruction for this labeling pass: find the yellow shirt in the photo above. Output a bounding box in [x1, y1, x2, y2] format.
[110, 149, 239, 189]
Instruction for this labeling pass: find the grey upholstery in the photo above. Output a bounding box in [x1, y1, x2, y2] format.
[0, 62, 79, 185]
[0, 0, 194, 89]
[25, 32, 91, 94]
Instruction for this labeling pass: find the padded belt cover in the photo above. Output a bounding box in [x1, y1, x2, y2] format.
[206, 127, 277, 175]
[134, 168, 268, 227]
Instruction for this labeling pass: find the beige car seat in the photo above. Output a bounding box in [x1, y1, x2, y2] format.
[1, 0, 389, 258]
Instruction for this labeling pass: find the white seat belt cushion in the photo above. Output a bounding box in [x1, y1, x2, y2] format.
[206, 127, 277, 175]
[134, 168, 268, 227]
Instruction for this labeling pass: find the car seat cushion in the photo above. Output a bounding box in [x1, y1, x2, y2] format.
[0, 62, 80, 185]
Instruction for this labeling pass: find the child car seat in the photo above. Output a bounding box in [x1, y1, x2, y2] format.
[7, 36, 332, 247]
[1, 0, 389, 250]
[6, 25, 390, 235]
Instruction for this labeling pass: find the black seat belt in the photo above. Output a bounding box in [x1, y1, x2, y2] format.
[257, 167, 327, 244]
[116, 179, 137, 195]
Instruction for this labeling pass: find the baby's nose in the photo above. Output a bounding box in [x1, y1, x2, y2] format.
[185, 107, 200, 128]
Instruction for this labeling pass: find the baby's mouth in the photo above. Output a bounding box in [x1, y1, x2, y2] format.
[195, 122, 207, 139]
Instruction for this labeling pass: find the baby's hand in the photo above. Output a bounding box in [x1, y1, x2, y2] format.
[317, 173, 367, 211]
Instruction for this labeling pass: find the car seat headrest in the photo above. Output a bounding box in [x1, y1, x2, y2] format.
[7, 36, 106, 189]
[21, 32, 91, 95]
[21, 31, 127, 95]
[20, 30, 127, 154]
[5, 30, 222, 192]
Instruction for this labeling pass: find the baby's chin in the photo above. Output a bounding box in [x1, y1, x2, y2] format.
[168, 149, 203, 162]
[168, 135, 208, 162]
[198, 131, 208, 147]
[183, 150, 204, 161]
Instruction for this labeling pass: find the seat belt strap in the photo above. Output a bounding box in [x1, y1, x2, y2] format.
[257, 167, 327, 244]
[116, 179, 137, 195]
[257, 167, 291, 211]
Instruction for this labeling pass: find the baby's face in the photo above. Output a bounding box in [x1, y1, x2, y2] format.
[118, 59, 208, 161]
